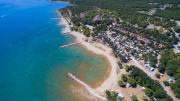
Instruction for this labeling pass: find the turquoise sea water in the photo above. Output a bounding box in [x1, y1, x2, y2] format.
[0, 0, 109, 101]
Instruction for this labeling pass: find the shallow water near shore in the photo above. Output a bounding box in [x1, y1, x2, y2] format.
[0, 1, 109, 101]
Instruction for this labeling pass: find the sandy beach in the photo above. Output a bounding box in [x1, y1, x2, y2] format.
[58, 14, 158, 101]
[59, 15, 119, 98]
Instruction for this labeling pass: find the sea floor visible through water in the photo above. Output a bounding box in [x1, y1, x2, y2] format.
[0, 1, 110, 101]
[46, 44, 111, 101]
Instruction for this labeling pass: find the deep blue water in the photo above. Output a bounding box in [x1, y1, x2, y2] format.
[0, 0, 109, 101]
[0, 1, 69, 101]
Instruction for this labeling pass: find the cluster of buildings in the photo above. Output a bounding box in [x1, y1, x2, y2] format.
[174, 42, 180, 53]
[111, 23, 151, 44]
[96, 30, 157, 63]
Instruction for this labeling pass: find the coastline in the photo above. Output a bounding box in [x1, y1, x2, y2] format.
[59, 14, 119, 95]
[77, 45, 112, 88]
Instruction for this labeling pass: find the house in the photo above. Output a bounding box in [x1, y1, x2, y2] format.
[92, 15, 102, 21]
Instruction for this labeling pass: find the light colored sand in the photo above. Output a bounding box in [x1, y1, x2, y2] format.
[59, 13, 180, 101]
[60, 15, 154, 101]
[59, 16, 119, 95]
[59, 16, 178, 101]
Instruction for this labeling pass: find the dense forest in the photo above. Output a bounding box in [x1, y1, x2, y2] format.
[158, 49, 180, 98]
[54, 0, 180, 16]
[59, 0, 180, 9]
[156, 8, 180, 20]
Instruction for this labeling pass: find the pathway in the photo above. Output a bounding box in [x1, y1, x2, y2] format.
[68, 73, 107, 101]
[60, 41, 82, 48]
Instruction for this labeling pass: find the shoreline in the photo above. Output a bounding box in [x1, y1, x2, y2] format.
[78, 44, 112, 88]
[59, 14, 119, 95]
